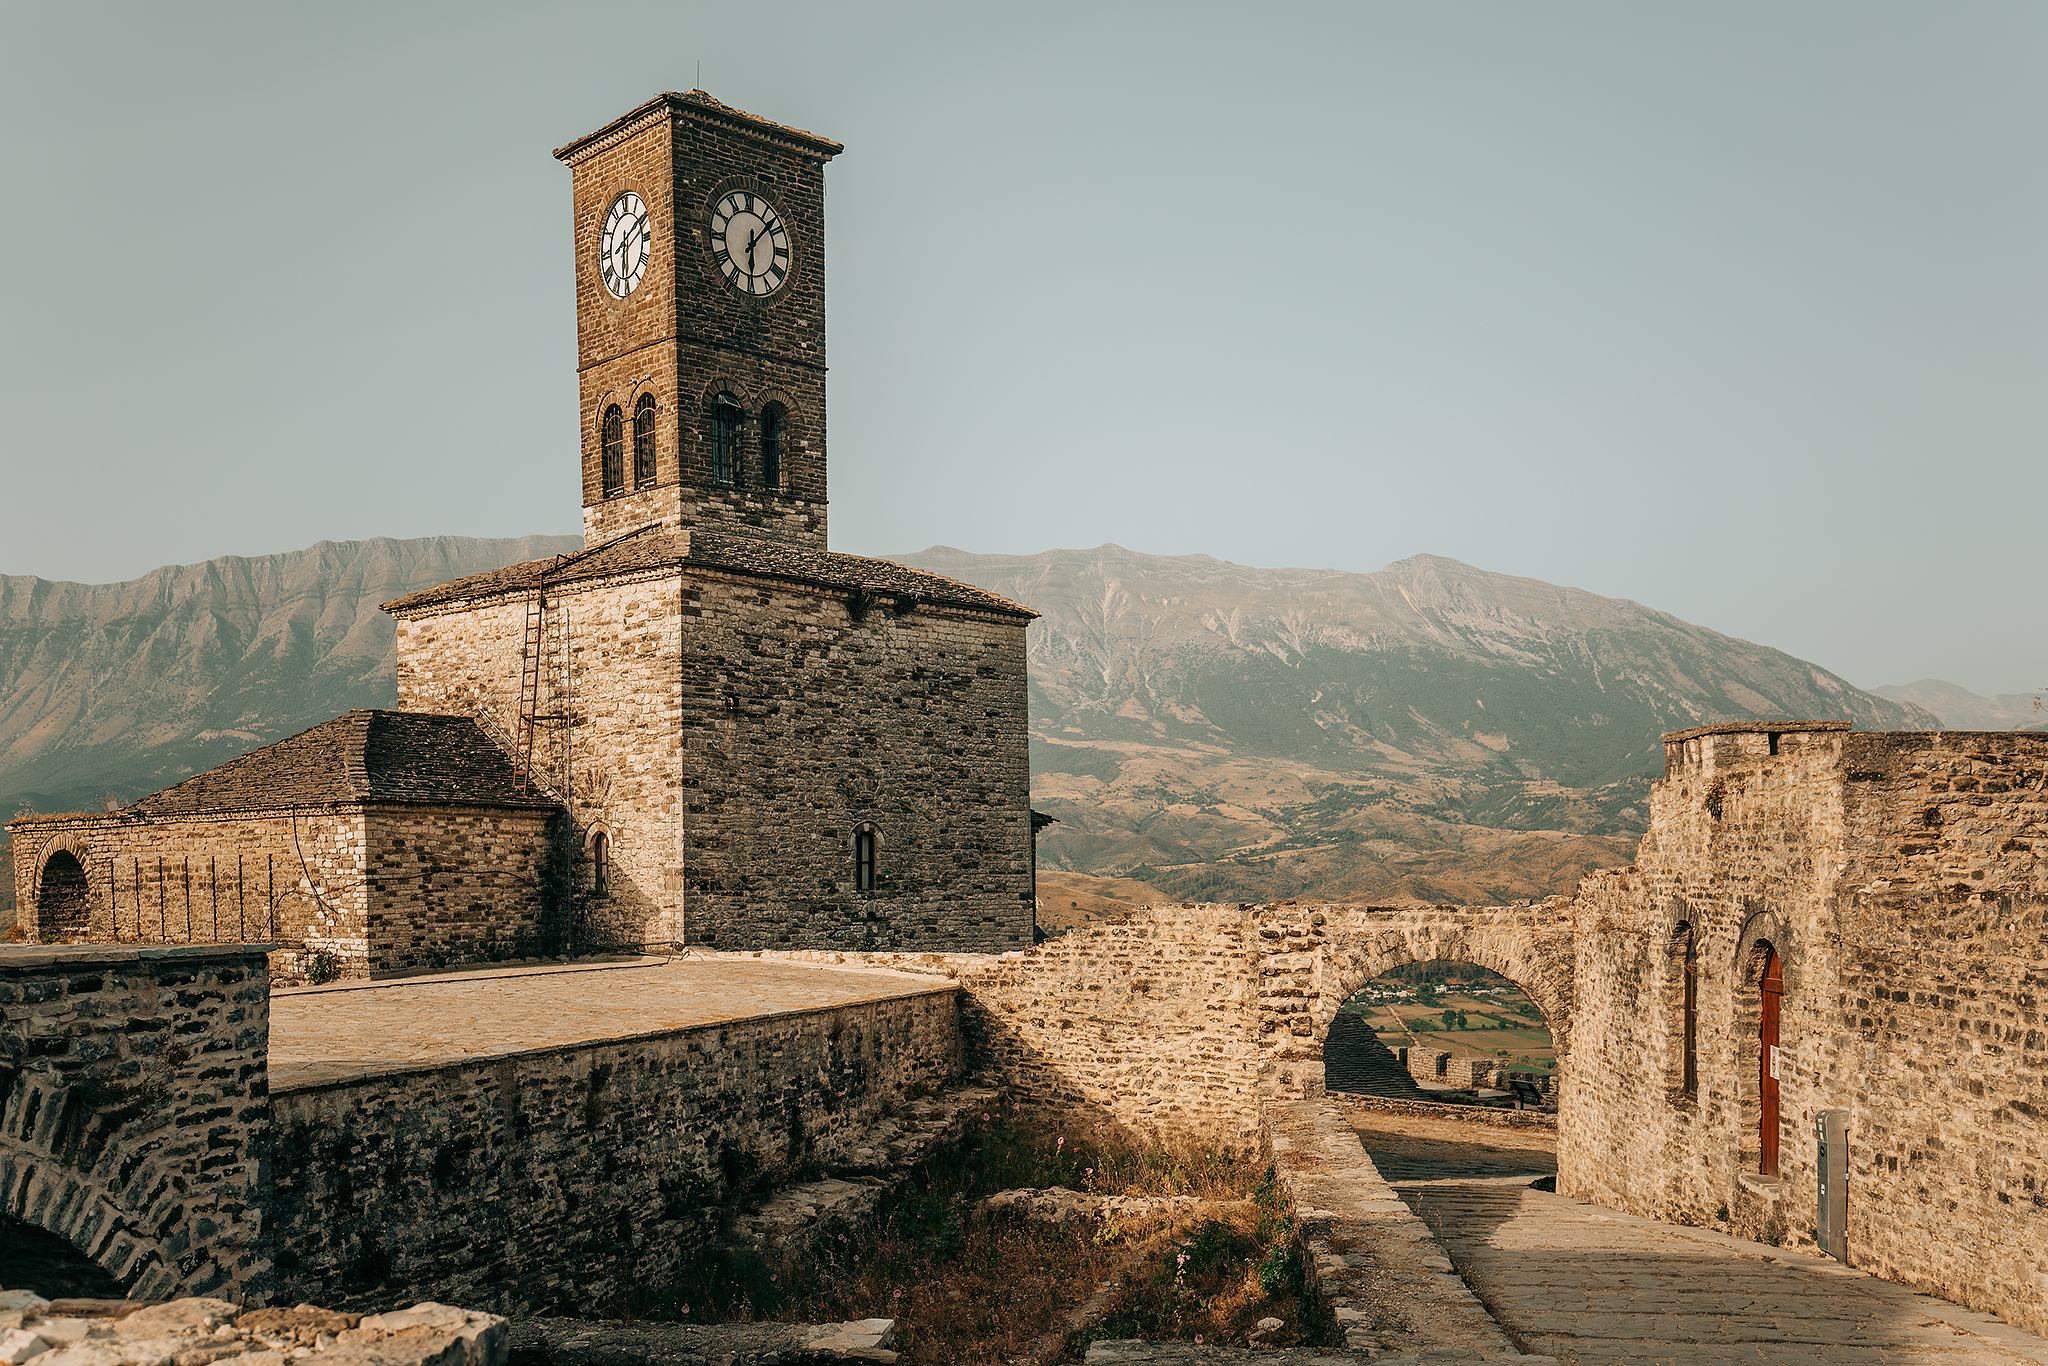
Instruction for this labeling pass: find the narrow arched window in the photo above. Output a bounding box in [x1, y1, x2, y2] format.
[1678, 922, 1698, 1096]
[600, 405, 625, 497]
[854, 825, 877, 893]
[632, 394, 657, 488]
[592, 831, 610, 898]
[760, 402, 785, 492]
[711, 393, 742, 486]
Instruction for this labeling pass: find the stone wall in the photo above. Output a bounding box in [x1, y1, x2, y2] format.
[264, 984, 962, 1314]
[1560, 725, 2048, 1339]
[5, 806, 556, 983]
[394, 562, 1035, 957]
[0, 944, 271, 1300]
[7, 811, 352, 964]
[364, 805, 558, 975]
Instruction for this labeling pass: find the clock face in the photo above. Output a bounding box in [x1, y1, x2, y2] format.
[709, 191, 790, 296]
[599, 192, 651, 298]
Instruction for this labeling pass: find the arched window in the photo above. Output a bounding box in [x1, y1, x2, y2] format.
[1676, 922, 1698, 1097]
[854, 825, 877, 893]
[600, 405, 625, 497]
[759, 402, 786, 491]
[632, 394, 657, 488]
[592, 831, 610, 898]
[711, 393, 743, 486]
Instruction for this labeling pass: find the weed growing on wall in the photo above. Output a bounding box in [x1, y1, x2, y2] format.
[621, 1107, 1312, 1364]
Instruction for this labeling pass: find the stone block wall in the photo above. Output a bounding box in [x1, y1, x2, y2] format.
[365, 804, 558, 974]
[0, 944, 271, 1300]
[263, 985, 962, 1314]
[955, 906, 1269, 1138]
[7, 811, 355, 963]
[1561, 726, 2048, 1338]
[7, 805, 559, 983]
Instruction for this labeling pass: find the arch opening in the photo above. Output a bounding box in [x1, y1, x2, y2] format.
[1325, 959, 1559, 1109]
[37, 849, 90, 940]
[0, 1211, 123, 1298]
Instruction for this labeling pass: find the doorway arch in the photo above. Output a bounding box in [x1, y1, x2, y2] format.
[36, 847, 92, 940]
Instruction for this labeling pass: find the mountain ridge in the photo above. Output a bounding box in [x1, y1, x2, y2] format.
[893, 543, 1938, 904]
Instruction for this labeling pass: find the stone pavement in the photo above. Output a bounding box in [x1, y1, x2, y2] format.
[1360, 1113, 2048, 1365]
[267, 954, 954, 1089]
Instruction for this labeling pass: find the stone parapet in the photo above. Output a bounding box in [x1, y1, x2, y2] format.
[1260, 1099, 1546, 1362]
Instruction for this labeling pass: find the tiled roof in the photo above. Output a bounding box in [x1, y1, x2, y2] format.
[124, 711, 553, 817]
[380, 529, 1037, 620]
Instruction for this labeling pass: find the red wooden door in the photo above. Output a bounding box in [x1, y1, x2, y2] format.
[1760, 946, 1783, 1176]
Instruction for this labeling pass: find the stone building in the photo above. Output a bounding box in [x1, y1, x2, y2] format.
[6, 91, 1039, 967]
[4, 710, 558, 975]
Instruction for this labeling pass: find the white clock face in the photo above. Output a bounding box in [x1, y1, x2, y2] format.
[709, 191, 790, 296]
[599, 192, 651, 298]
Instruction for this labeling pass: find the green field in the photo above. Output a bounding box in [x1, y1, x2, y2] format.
[1341, 980, 1557, 1074]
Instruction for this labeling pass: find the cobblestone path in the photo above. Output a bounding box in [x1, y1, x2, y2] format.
[1350, 1113, 2048, 1365]
[267, 954, 951, 1088]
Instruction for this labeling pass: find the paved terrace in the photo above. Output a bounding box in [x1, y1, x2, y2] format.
[1344, 1108, 2048, 1366]
[266, 955, 955, 1089]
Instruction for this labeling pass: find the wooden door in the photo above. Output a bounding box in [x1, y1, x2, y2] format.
[1760, 945, 1782, 1176]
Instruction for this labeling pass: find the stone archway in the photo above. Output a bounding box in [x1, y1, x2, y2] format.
[1244, 901, 1578, 1106]
[35, 846, 92, 940]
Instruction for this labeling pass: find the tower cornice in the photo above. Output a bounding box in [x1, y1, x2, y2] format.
[554, 91, 843, 167]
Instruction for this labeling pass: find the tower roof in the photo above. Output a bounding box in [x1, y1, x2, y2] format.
[381, 529, 1037, 620]
[553, 90, 843, 165]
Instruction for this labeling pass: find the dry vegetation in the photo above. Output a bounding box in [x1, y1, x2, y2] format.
[621, 1108, 1320, 1364]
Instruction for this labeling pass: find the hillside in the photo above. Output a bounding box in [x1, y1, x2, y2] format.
[1872, 679, 2046, 732]
[894, 545, 1939, 905]
[0, 535, 581, 822]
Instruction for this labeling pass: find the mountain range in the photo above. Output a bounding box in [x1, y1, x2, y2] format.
[2, 535, 1964, 915]
[895, 545, 1939, 906]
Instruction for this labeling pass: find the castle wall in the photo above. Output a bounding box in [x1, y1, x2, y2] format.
[392, 563, 1035, 955]
[264, 985, 961, 1314]
[1561, 728, 2048, 1338]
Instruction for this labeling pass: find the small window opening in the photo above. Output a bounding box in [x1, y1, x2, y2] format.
[600, 405, 625, 497]
[760, 402, 785, 491]
[592, 832, 610, 898]
[632, 394, 657, 488]
[711, 393, 742, 486]
[854, 825, 877, 893]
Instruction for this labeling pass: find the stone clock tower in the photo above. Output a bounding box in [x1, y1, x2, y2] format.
[554, 91, 842, 549]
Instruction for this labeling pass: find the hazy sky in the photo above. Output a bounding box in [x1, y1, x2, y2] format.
[3, 2, 2043, 696]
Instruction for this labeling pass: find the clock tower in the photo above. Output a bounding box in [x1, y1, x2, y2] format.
[554, 92, 842, 549]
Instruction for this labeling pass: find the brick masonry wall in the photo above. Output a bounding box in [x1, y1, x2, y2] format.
[263, 985, 962, 1314]
[394, 562, 1035, 956]
[0, 944, 271, 1301]
[1560, 727, 2048, 1339]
